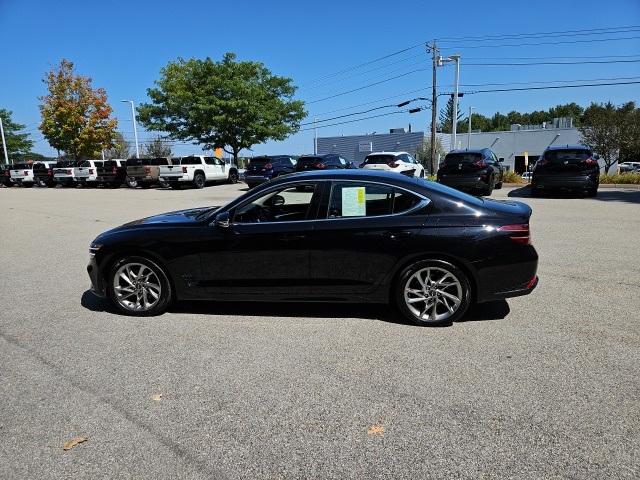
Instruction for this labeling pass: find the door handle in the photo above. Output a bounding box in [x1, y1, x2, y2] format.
[383, 231, 413, 241]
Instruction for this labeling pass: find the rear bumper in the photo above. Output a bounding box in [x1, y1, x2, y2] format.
[532, 175, 598, 191]
[244, 175, 272, 186]
[438, 175, 488, 190]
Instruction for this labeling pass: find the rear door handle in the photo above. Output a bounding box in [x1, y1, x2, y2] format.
[280, 234, 306, 241]
[383, 231, 413, 241]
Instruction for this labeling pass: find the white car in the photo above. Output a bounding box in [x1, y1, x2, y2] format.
[521, 172, 532, 180]
[359, 151, 425, 178]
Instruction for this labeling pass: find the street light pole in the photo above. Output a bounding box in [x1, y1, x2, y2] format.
[468, 106, 474, 149]
[438, 54, 461, 151]
[0, 117, 9, 164]
[121, 100, 140, 158]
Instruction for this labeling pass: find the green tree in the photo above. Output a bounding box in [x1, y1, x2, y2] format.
[138, 52, 306, 163]
[141, 134, 172, 158]
[414, 137, 445, 173]
[38, 59, 118, 160]
[549, 103, 584, 126]
[437, 96, 463, 133]
[0, 109, 34, 162]
[104, 132, 132, 160]
[579, 101, 639, 172]
[490, 112, 510, 132]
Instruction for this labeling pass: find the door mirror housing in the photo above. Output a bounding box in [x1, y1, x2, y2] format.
[214, 211, 230, 228]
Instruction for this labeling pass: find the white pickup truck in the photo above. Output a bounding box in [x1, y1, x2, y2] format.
[158, 155, 239, 189]
[9, 162, 36, 187]
[53, 159, 103, 187]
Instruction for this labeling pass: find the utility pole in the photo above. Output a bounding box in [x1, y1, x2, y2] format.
[0, 117, 9, 164]
[426, 41, 438, 174]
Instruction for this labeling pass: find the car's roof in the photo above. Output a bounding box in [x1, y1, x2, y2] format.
[544, 144, 590, 151]
[365, 151, 410, 156]
[272, 169, 420, 185]
[447, 148, 488, 154]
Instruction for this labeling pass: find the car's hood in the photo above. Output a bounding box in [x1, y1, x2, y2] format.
[120, 207, 219, 227]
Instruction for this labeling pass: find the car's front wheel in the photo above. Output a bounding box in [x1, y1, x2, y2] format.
[227, 170, 239, 184]
[108, 256, 173, 316]
[394, 259, 471, 326]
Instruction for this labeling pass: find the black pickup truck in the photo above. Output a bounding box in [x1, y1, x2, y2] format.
[96, 159, 127, 188]
[32, 161, 57, 187]
[0, 164, 13, 187]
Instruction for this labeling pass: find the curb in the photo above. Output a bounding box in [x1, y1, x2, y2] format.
[504, 183, 640, 190]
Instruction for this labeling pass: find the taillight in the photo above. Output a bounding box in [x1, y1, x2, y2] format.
[498, 224, 531, 245]
[146, 167, 152, 174]
[388, 162, 399, 168]
[585, 157, 598, 166]
[474, 160, 488, 168]
[89, 168, 94, 175]
[264, 163, 273, 170]
[47, 169, 53, 176]
[315, 163, 326, 169]
[24, 171, 29, 176]
[537, 159, 548, 167]
[113, 167, 118, 175]
[182, 167, 188, 174]
[67, 169, 72, 175]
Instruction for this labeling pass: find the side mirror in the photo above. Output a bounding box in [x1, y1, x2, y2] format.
[594, 154, 600, 160]
[498, 158, 504, 162]
[214, 211, 230, 228]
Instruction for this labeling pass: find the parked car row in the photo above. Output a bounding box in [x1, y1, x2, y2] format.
[0, 156, 239, 189]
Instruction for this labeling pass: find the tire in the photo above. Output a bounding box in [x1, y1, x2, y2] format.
[227, 170, 239, 184]
[586, 189, 598, 198]
[36, 179, 47, 188]
[126, 178, 138, 188]
[193, 173, 206, 189]
[158, 179, 169, 188]
[108, 256, 173, 316]
[394, 259, 471, 327]
[482, 179, 493, 196]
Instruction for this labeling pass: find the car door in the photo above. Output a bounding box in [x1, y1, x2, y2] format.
[201, 181, 322, 296]
[307, 180, 430, 294]
[204, 157, 225, 180]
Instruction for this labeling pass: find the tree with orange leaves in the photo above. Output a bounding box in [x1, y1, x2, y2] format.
[39, 59, 118, 160]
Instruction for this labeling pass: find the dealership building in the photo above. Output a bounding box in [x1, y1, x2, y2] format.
[316, 118, 590, 174]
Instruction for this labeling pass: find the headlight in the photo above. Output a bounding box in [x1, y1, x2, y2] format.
[89, 242, 103, 258]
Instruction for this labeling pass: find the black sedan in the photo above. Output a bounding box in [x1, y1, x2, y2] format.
[87, 170, 539, 326]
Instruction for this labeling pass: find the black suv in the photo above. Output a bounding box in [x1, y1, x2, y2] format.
[0, 164, 13, 187]
[244, 155, 297, 188]
[294, 154, 356, 172]
[531, 145, 599, 197]
[436, 148, 504, 196]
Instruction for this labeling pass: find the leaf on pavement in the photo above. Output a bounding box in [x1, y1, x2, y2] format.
[62, 437, 88, 450]
[152, 394, 163, 402]
[367, 425, 385, 436]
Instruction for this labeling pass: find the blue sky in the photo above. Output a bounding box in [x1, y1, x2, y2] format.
[1, 0, 639, 158]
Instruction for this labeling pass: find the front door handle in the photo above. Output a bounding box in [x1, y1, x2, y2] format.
[383, 231, 413, 241]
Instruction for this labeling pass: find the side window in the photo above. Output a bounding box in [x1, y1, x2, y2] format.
[339, 157, 347, 166]
[407, 154, 416, 164]
[233, 184, 317, 223]
[204, 157, 215, 165]
[328, 183, 394, 218]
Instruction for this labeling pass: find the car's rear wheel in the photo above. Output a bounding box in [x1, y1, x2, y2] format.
[586, 189, 598, 197]
[108, 256, 172, 316]
[193, 173, 206, 189]
[126, 178, 138, 188]
[158, 179, 168, 188]
[395, 259, 471, 326]
[483, 179, 494, 196]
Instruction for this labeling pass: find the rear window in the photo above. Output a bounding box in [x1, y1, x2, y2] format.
[298, 157, 321, 165]
[126, 158, 148, 166]
[150, 157, 170, 165]
[444, 153, 483, 164]
[364, 155, 395, 165]
[543, 149, 592, 163]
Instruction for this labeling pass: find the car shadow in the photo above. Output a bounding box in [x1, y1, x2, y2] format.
[81, 290, 511, 327]
[507, 185, 640, 204]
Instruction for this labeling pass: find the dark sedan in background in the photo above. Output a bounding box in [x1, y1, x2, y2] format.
[88, 171, 538, 326]
[294, 154, 357, 172]
[437, 148, 504, 196]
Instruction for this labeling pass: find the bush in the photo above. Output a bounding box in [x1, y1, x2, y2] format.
[599, 173, 640, 184]
[503, 170, 525, 184]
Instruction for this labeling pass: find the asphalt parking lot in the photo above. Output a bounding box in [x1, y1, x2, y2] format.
[1, 182, 639, 479]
